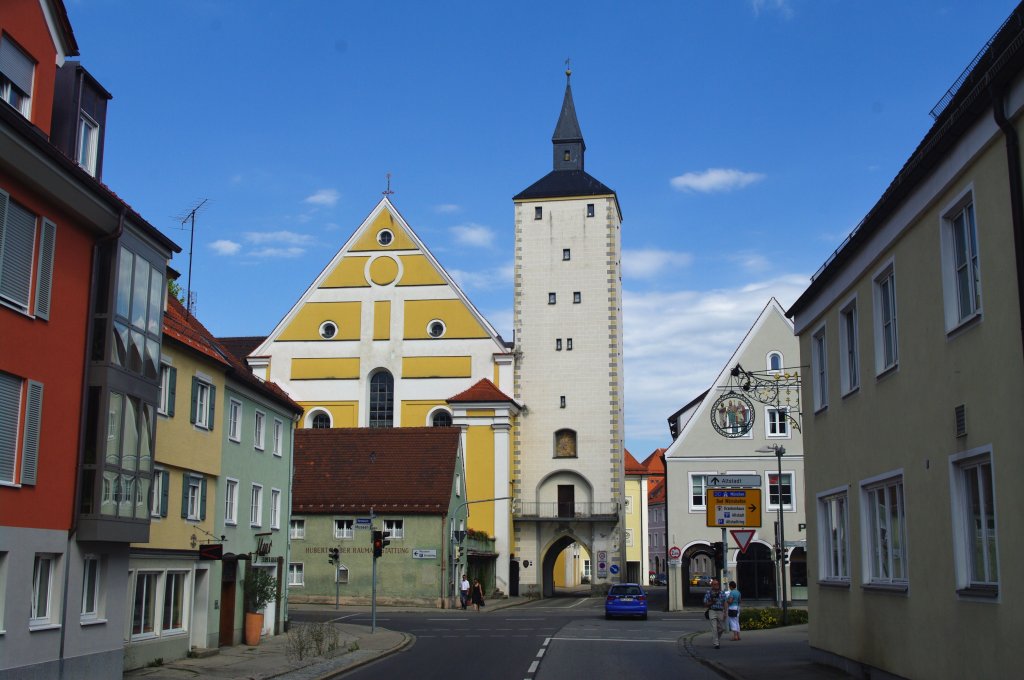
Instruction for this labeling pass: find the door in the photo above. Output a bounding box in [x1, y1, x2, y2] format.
[557, 485, 575, 518]
[219, 560, 237, 647]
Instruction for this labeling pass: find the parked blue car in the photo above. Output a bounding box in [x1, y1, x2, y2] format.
[605, 583, 648, 620]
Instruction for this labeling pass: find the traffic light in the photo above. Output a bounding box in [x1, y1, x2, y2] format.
[328, 547, 339, 565]
[712, 542, 725, 571]
[372, 530, 384, 558]
[381, 530, 391, 550]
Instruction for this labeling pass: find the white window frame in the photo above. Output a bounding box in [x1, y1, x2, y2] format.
[158, 364, 173, 416]
[873, 260, 899, 375]
[30, 553, 57, 629]
[383, 519, 404, 540]
[270, 488, 281, 530]
[860, 470, 908, 587]
[689, 473, 712, 511]
[766, 351, 783, 373]
[817, 487, 850, 582]
[765, 407, 791, 439]
[288, 563, 304, 586]
[766, 471, 795, 511]
[150, 468, 164, 517]
[254, 410, 265, 451]
[455, 472, 461, 497]
[194, 380, 211, 429]
[81, 555, 102, 622]
[77, 113, 99, 175]
[250, 483, 263, 527]
[160, 571, 187, 633]
[129, 571, 159, 639]
[0, 37, 34, 118]
[290, 518, 305, 539]
[334, 519, 354, 539]
[839, 297, 860, 396]
[228, 399, 242, 442]
[224, 478, 239, 526]
[939, 188, 983, 332]
[186, 476, 202, 521]
[949, 446, 999, 595]
[811, 323, 828, 412]
[273, 418, 283, 457]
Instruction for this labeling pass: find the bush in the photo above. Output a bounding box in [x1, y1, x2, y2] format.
[242, 568, 278, 613]
[738, 607, 808, 630]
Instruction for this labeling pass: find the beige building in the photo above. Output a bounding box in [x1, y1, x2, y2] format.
[786, 6, 1024, 678]
[664, 299, 804, 611]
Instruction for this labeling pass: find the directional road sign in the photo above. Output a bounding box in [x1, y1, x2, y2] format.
[705, 488, 762, 528]
[706, 474, 761, 488]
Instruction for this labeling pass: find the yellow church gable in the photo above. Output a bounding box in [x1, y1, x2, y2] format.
[279, 302, 361, 341]
[321, 256, 371, 288]
[397, 254, 447, 286]
[404, 299, 488, 339]
[350, 208, 418, 251]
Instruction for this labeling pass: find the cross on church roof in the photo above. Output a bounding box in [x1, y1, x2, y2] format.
[383, 172, 394, 197]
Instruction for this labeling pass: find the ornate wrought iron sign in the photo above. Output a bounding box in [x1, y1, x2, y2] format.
[711, 391, 756, 437]
[711, 364, 803, 438]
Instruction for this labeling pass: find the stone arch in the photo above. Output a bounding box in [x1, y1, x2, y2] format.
[540, 532, 591, 598]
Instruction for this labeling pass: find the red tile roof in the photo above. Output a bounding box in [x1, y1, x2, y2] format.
[217, 336, 267, 362]
[648, 478, 666, 504]
[293, 428, 461, 514]
[625, 449, 646, 475]
[643, 449, 667, 475]
[447, 378, 515, 404]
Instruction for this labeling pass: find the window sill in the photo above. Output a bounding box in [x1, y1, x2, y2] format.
[957, 585, 998, 599]
[946, 311, 982, 339]
[228, 437, 241, 444]
[29, 622, 62, 632]
[225, 520, 237, 527]
[862, 582, 908, 594]
[818, 579, 851, 589]
[255, 447, 265, 452]
[841, 386, 860, 400]
[80, 617, 108, 627]
[875, 363, 898, 381]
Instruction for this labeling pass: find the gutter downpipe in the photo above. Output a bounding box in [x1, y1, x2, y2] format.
[993, 88, 1024, 364]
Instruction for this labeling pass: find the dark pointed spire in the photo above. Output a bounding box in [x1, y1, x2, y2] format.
[552, 66, 585, 171]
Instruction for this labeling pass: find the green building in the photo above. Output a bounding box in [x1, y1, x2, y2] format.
[288, 428, 466, 607]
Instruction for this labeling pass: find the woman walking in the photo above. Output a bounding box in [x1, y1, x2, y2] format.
[471, 578, 485, 611]
[726, 580, 741, 641]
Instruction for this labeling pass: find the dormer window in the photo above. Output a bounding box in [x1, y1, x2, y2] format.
[0, 37, 34, 118]
[78, 115, 100, 175]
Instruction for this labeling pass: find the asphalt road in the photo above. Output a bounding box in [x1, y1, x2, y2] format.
[292, 588, 720, 679]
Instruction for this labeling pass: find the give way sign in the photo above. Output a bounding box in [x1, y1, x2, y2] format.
[730, 529, 756, 554]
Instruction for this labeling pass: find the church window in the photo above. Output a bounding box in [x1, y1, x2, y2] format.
[567, 338, 573, 351]
[573, 292, 581, 304]
[560, 396, 566, 408]
[319, 321, 337, 339]
[587, 203, 595, 217]
[554, 429, 577, 458]
[310, 410, 331, 429]
[376, 229, 393, 246]
[427, 320, 446, 338]
[535, 207, 542, 220]
[768, 351, 783, 372]
[369, 371, 394, 428]
[548, 293, 556, 305]
[556, 339, 562, 351]
[563, 249, 570, 261]
[431, 410, 453, 427]
[563, 150, 570, 162]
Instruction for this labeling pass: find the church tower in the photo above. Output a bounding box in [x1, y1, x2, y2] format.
[512, 70, 625, 595]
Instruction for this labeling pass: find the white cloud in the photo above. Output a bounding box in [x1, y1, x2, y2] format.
[450, 223, 496, 248]
[248, 247, 305, 258]
[448, 262, 514, 291]
[209, 239, 241, 256]
[434, 203, 461, 214]
[303, 188, 339, 207]
[622, 273, 808, 446]
[726, 251, 771, 273]
[622, 249, 694, 280]
[670, 168, 765, 193]
[244, 230, 315, 246]
[751, 0, 794, 19]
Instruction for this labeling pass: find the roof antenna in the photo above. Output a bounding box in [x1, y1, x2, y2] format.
[175, 198, 208, 317]
[382, 172, 394, 197]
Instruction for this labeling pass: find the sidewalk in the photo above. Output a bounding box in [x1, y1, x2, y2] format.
[683, 622, 853, 680]
[123, 597, 531, 680]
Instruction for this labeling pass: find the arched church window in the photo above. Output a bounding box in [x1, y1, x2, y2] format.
[311, 411, 331, 429]
[768, 351, 783, 372]
[554, 429, 577, 458]
[431, 410, 453, 427]
[369, 371, 394, 428]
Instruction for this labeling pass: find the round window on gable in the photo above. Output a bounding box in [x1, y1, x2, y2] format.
[377, 229, 394, 247]
[427, 320, 446, 338]
[319, 321, 338, 339]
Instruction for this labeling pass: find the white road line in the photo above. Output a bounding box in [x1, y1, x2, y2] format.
[536, 648, 545, 658]
[543, 637, 551, 647]
[510, 618, 545, 620]
[430, 618, 467, 621]
[550, 637, 679, 643]
[528, 661, 539, 674]
[567, 598, 589, 608]
[325, 613, 362, 622]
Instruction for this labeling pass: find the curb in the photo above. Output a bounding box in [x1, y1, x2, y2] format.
[313, 631, 415, 680]
[681, 631, 742, 680]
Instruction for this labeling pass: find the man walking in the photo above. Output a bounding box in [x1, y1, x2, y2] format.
[704, 579, 727, 649]
[460, 574, 470, 610]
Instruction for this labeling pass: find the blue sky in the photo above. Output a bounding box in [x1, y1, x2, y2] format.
[66, 0, 1016, 460]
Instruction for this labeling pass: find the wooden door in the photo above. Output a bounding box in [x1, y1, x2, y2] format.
[557, 485, 575, 518]
[219, 560, 237, 647]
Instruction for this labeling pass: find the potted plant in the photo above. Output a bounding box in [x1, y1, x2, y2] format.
[242, 568, 277, 646]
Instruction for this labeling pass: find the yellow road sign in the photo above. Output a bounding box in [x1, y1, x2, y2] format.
[705, 488, 762, 528]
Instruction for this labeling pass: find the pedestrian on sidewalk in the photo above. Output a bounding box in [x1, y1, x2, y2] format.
[471, 578, 485, 611]
[460, 575, 470, 610]
[726, 580, 741, 641]
[704, 579, 727, 649]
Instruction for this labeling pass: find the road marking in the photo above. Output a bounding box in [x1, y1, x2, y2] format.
[536, 648, 545, 658]
[550, 637, 679, 643]
[528, 661, 539, 673]
[325, 613, 362, 623]
[567, 598, 589, 608]
[429, 618, 466, 621]
[543, 637, 551, 647]
[510, 618, 545, 621]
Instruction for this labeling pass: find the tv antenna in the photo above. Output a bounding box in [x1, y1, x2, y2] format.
[174, 198, 208, 317]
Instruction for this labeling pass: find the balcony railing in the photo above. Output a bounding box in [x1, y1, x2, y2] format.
[514, 501, 619, 521]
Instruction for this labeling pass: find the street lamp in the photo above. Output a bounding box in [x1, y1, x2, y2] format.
[756, 444, 788, 625]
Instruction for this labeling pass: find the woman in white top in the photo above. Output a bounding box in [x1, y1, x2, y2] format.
[726, 581, 741, 640]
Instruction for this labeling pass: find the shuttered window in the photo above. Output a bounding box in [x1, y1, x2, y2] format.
[0, 190, 56, 318]
[0, 372, 21, 483]
[0, 36, 34, 116]
[20, 380, 42, 485]
[0, 372, 42, 485]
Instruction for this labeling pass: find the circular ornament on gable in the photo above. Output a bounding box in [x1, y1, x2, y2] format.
[710, 391, 755, 438]
[427, 319, 446, 338]
[368, 256, 399, 285]
[319, 321, 337, 339]
[377, 229, 394, 246]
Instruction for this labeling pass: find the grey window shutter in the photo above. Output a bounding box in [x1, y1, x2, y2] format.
[160, 469, 169, 517]
[180, 472, 189, 518]
[0, 199, 36, 311]
[167, 367, 177, 417]
[0, 38, 34, 95]
[200, 477, 207, 520]
[0, 372, 20, 484]
[33, 219, 56, 320]
[19, 380, 42, 485]
[207, 385, 216, 431]
[190, 378, 198, 424]
[0, 189, 8, 289]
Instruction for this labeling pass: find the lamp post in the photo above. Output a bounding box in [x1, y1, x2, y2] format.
[757, 444, 788, 625]
[449, 496, 513, 609]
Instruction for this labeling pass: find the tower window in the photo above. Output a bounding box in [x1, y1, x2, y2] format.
[548, 293, 556, 305]
[573, 292, 581, 304]
[556, 339, 562, 351]
[535, 207, 542, 220]
[560, 396, 566, 409]
[587, 204, 595, 217]
[563, 249, 570, 261]
[567, 338, 573, 351]
[563, 150, 571, 161]
[554, 429, 577, 457]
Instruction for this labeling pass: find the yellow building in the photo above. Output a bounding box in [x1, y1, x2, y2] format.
[247, 197, 517, 594]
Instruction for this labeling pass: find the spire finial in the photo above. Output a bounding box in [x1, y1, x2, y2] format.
[383, 172, 394, 197]
[564, 57, 572, 80]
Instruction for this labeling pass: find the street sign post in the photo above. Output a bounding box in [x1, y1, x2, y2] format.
[668, 546, 682, 560]
[706, 474, 761, 488]
[705, 488, 762, 527]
